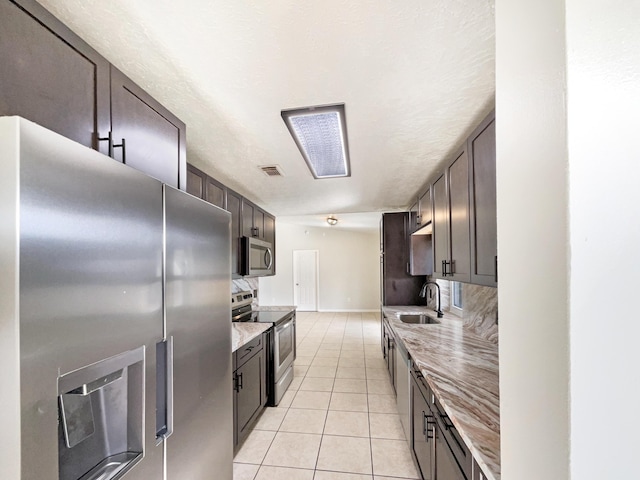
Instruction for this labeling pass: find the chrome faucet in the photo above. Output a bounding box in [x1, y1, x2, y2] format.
[419, 281, 443, 318]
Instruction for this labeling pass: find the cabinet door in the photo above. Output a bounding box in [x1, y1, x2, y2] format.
[0, 0, 110, 152]
[418, 187, 432, 228]
[110, 66, 186, 189]
[242, 199, 256, 238]
[384, 325, 396, 392]
[253, 208, 265, 239]
[472, 460, 487, 480]
[447, 148, 471, 283]
[235, 348, 264, 444]
[412, 377, 434, 480]
[205, 176, 226, 209]
[264, 213, 276, 275]
[409, 202, 419, 233]
[432, 174, 448, 279]
[186, 163, 206, 199]
[469, 114, 497, 287]
[227, 189, 243, 277]
[435, 422, 467, 480]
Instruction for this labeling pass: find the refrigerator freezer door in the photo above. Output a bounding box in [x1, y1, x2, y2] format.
[164, 186, 233, 480]
[0, 117, 164, 479]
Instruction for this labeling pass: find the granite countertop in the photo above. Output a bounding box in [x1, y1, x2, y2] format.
[232, 323, 271, 352]
[383, 306, 500, 480]
[254, 305, 296, 312]
[231, 306, 296, 352]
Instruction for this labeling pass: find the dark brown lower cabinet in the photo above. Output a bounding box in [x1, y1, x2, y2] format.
[382, 319, 396, 393]
[233, 333, 267, 449]
[411, 362, 473, 480]
[411, 369, 435, 480]
[435, 423, 466, 480]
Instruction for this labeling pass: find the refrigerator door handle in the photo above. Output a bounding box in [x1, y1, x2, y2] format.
[166, 336, 174, 439]
[156, 337, 174, 442]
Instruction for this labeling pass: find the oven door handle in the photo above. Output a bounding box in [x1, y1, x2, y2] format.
[276, 318, 293, 332]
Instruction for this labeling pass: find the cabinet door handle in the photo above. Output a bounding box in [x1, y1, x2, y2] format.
[112, 137, 126, 164]
[441, 260, 446, 276]
[237, 372, 243, 390]
[423, 412, 435, 440]
[439, 412, 454, 430]
[97, 132, 113, 156]
[450, 259, 456, 275]
[495, 255, 498, 283]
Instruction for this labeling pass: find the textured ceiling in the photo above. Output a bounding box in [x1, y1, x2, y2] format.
[37, 0, 495, 227]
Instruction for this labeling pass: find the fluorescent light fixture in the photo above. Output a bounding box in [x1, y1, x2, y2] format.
[281, 103, 351, 179]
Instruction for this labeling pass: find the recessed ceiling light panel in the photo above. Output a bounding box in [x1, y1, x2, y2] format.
[281, 103, 351, 179]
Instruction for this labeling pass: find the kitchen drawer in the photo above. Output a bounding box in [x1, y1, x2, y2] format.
[235, 335, 263, 369]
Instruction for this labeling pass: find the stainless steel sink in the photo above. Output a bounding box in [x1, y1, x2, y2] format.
[398, 314, 440, 324]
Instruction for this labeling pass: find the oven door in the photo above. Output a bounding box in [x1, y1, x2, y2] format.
[273, 315, 295, 381]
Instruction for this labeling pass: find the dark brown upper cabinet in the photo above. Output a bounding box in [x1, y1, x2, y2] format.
[110, 67, 186, 189]
[1, 0, 186, 189]
[205, 176, 226, 209]
[242, 200, 257, 238]
[380, 212, 425, 305]
[241, 198, 276, 275]
[431, 146, 471, 283]
[242, 198, 271, 241]
[186, 163, 207, 199]
[226, 188, 243, 278]
[409, 201, 419, 232]
[417, 187, 432, 229]
[186, 163, 275, 278]
[0, 0, 110, 152]
[468, 112, 497, 287]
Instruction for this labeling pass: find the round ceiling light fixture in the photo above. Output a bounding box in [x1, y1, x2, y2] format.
[326, 215, 338, 226]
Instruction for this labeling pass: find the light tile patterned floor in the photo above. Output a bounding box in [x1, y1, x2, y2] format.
[233, 311, 420, 480]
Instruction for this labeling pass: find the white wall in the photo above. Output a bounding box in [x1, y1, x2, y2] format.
[566, 1, 640, 478]
[496, 1, 570, 477]
[259, 222, 380, 311]
[497, 0, 640, 478]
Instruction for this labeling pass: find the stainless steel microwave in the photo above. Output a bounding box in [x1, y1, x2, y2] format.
[241, 236, 274, 276]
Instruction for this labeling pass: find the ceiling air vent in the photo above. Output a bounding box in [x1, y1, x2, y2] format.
[259, 165, 284, 177]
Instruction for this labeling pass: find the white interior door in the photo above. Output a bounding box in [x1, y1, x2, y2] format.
[293, 250, 318, 311]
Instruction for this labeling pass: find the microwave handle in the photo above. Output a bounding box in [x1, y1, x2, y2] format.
[265, 247, 273, 270]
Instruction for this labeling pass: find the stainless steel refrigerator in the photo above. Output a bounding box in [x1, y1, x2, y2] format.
[0, 117, 232, 480]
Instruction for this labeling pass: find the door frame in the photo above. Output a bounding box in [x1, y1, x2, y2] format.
[293, 249, 319, 311]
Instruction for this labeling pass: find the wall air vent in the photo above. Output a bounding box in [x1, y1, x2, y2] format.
[259, 165, 284, 177]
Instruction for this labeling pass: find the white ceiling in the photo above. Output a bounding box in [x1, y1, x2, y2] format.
[38, 0, 495, 230]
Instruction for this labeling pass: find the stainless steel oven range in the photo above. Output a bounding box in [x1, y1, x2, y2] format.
[231, 292, 296, 406]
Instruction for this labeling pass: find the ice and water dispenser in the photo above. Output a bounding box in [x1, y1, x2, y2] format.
[57, 347, 145, 480]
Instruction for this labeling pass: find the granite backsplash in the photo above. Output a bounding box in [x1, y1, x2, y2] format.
[232, 277, 259, 308]
[425, 279, 498, 344]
